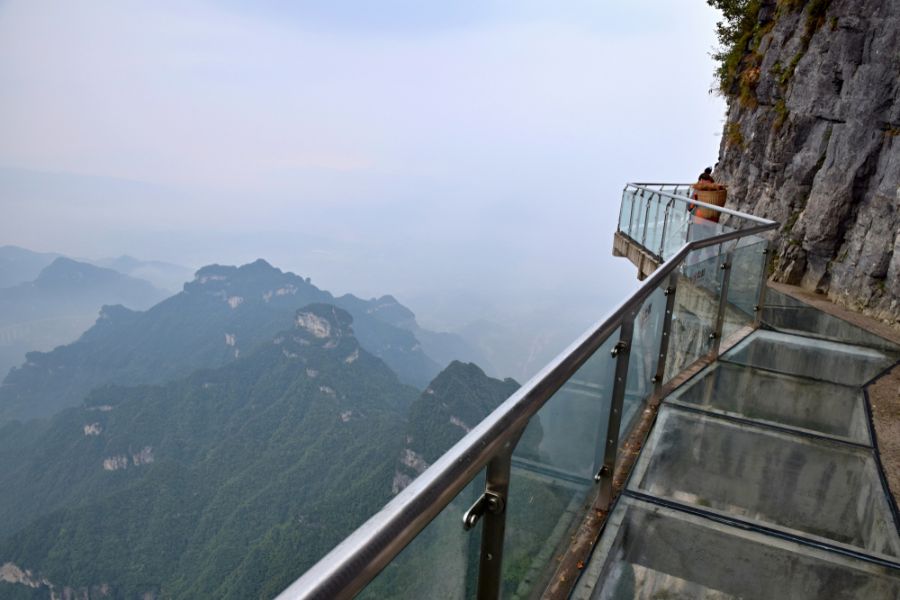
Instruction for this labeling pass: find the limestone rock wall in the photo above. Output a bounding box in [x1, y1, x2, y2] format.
[715, 0, 900, 326]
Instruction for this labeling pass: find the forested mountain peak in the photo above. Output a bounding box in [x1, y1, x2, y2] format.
[393, 361, 519, 493]
[335, 293, 416, 328]
[32, 257, 138, 290]
[186, 258, 318, 301]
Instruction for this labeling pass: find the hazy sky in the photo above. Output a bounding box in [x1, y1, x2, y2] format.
[0, 1, 726, 335]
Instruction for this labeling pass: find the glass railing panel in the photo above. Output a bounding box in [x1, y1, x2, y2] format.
[621, 282, 668, 440]
[663, 244, 724, 381]
[631, 192, 647, 244]
[629, 406, 900, 558]
[667, 362, 871, 445]
[499, 329, 621, 597]
[572, 496, 900, 600]
[618, 188, 635, 234]
[643, 196, 664, 257]
[358, 474, 484, 599]
[723, 330, 898, 386]
[721, 235, 767, 342]
[688, 212, 734, 242]
[660, 199, 691, 259]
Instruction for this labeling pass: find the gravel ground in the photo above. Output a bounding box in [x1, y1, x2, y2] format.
[869, 366, 900, 510]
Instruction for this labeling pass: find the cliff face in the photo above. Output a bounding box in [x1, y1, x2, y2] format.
[715, 0, 900, 325]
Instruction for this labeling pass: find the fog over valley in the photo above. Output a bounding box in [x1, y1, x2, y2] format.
[0, 1, 733, 597]
[1, 0, 725, 382]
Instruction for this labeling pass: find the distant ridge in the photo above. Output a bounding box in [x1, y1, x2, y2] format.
[0, 245, 62, 288]
[0, 257, 169, 384]
[0, 259, 465, 422]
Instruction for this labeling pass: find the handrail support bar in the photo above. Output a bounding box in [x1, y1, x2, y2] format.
[595, 315, 634, 510]
[653, 278, 677, 391]
[713, 249, 734, 354]
[755, 243, 772, 326]
[474, 431, 521, 599]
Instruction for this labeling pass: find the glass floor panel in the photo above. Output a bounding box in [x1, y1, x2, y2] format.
[763, 290, 899, 352]
[629, 406, 900, 558]
[667, 362, 871, 445]
[572, 496, 900, 600]
[722, 329, 897, 386]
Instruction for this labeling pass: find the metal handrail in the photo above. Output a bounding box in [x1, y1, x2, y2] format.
[277, 207, 777, 599]
[627, 182, 773, 225]
[630, 182, 696, 187]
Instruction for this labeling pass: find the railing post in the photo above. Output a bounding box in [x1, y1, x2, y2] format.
[754, 242, 772, 326]
[472, 438, 516, 600]
[712, 248, 733, 354]
[593, 315, 634, 511]
[653, 277, 677, 392]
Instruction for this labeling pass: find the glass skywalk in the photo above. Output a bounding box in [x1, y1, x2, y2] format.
[572, 184, 900, 599]
[576, 318, 900, 598]
[277, 184, 898, 600]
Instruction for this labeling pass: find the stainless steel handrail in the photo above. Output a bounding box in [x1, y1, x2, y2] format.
[626, 182, 773, 225]
[277, 208, 777, 599]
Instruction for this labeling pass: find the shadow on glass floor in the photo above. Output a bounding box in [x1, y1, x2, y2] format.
[722, 329, 898, 387]
[573, 496, 900, 600]
[628, 406, 900, 559]
[667, 361, 870, 445]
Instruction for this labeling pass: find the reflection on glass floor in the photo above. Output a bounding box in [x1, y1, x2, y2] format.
[630, 406, 900, 557]
[667, 362, 870, 444]
[573, 497, 900, 600]
[575, 315, 900, 598]
[723, 329, 897, 386]
[763, 290, 900, 351]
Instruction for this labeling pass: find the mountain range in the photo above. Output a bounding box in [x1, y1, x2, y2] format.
[0, 303, 517, 598]
[0, 258, 487, 423]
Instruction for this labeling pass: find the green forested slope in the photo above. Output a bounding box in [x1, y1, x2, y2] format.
[0, 304, 417, 598]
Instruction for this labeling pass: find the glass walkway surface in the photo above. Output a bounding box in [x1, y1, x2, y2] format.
[572, 186, 900, 599]
[574, 323, 900, 599]
[276, 184, 900, 600]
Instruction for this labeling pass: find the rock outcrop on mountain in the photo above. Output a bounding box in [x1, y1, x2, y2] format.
[713, 0, 900, 325]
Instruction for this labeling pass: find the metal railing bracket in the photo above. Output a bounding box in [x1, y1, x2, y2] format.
[462, 492, 505, 531]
